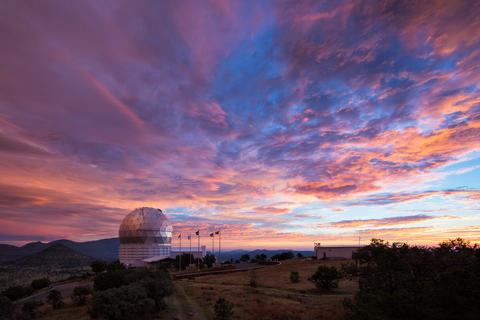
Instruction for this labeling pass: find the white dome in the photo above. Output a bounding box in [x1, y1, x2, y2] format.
[118, 207, 172, 266]
[119, 207, 172, 244]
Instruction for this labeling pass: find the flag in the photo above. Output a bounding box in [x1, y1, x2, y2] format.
[188, 235, 191, 240]
[195, 230, 199, 236]
[178, 234, 181, 239]
[215, 231, 220, 235]
[210, 233, 214, 237]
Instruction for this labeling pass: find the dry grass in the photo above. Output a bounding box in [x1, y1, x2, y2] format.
[177, 259, 358, 320]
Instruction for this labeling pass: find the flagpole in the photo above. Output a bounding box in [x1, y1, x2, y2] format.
[197, 231, 200, 271]
[212, 232, 215, 263]
[189, 234, 192, 266]
[219, 230, 221, 264]
[179, 234, 182, 272]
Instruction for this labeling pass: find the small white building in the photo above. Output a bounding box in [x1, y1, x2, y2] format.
[314, 243, 362, 260]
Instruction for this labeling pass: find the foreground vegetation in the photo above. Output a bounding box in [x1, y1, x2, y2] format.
[345, 238, 480, 320]
[1, 238, 478, 319]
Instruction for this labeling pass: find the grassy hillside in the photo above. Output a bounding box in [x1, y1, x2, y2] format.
[0, 244, 93, 289]
[37, 258, 355, 320]
[177, 259, 355, 319]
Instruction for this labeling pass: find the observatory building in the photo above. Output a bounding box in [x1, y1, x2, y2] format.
[119, 207, 205, 267]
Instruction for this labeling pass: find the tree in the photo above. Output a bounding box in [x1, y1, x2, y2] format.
[0, 295, 13, 319]
[89, 283, 155, 320]
[249, 269, 257, 288]
[297, 252, 304, 258]
[31, 278, 50, 290]
[175, 253, 195, 270]
[272, 251, 294, 261]
[341, 262, 358, 279]
[106, 260, 126, 271]
[252, 254, 267, 263]
[2, 285, 34, 301]
[240, 254, 250, 262]
[290, 271, 300, 283]
[22, 300, 43, 319]
[94, 269, 128, 291]
[344, 238, 480, 320]
[309, 265, 342, 291]
[72, 286, 91, 306]
[204, 254, 216, 268]
[91, 260, 108, 273]
[47, 289, 64, 309]
[214, 297, 234, 320]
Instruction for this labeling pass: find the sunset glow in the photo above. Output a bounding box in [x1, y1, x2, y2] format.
[1, 1, 480, 248]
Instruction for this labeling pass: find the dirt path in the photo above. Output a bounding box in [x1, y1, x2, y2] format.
[173, 282, 208, 320]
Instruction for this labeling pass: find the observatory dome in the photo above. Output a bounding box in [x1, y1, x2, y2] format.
[118, 207, 172, 267]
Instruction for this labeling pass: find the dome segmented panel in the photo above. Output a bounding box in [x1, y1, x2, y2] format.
[119, 207, 172, 245]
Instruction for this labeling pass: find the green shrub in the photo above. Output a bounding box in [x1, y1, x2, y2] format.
[106, 260, 126, 271]
[94, 270, 128, 291]
[89, 283, 155, 320]
[31, 278, 50, 290]
[22, 300, 43, 319]
[203, 254, 216, 268]
[0, 295, 13, 319]
[341, 262, 358, 279]
[309, 265, 343, 291]
[72, 286, 92, 306]
[271, 251, 294, 261]
[290, 271, 300, 283]
[214, 297, 234, 320]
[240, 254, 250, 262]
[91, 260, 108, 273]
[2, 285, 34, 301]
[47, 289, 64, 309]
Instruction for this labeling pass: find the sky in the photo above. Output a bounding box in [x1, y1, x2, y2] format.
[1, 0, 480, 249]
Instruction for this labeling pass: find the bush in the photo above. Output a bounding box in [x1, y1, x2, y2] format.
[290, 271, 300, 283]
[240, 254, 250, 262]
[106, 260, 126, 271]
[252, 254, 267, 263]
[73, 286, 92, 306]
[91, 260, 108, 273]
[22, 300, 43, 319]
[249, 269, 257, 287]
[0, 295, 13, 319]
[89, 283, 156, 320]
[204, 254, 216, 268]
[341, 262, 359, 279]
[47, 289, 64, 309]
[309, 266, 343, 291]
[297, 252, 304, 258]
[31, 278, 50, 290]
[271, 251, 295, 261]
[175, 253, 195, 270]
[2, 285, 34, 301]
[94, 269, 128, 291]
[90, 269, 174, 319]
[214, 297, 234, 320]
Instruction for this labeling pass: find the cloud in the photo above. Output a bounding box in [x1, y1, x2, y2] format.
[0, 1, 479, 247]
[320, 215, 458, 229]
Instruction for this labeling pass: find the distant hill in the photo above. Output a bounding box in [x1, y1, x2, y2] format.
[0, 237, 313, 264]
[0, 238, 119, 262]
[216, 249, 314, 262]
[15, 243, 94, 268]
